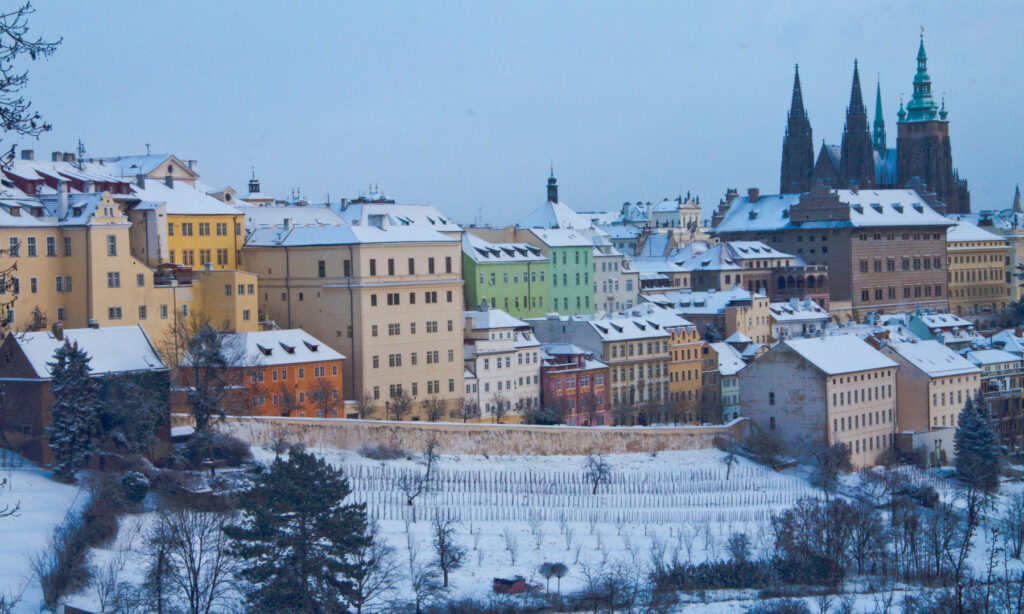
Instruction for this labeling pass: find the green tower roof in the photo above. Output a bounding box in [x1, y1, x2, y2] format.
[903, 33, 941, 122]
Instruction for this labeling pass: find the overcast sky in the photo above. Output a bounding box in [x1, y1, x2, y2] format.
[16, 1, 1024, 225]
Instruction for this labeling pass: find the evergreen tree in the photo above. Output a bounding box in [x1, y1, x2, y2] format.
[46, 340, 99, 482]
[954, 393, 1001, 493]
[225, 449, 369, 613]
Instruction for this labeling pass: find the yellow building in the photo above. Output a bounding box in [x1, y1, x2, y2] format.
[0, 191, 257, 343]
[242, 220, 466, 417]
[946, 220, 1010, 320]
[627, 303, 703, 423]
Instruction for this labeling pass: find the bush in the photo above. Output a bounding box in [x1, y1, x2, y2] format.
[745, 598, 812, 614]
[183, 432, 252, 468]
[359, 443, 406, 460]
[79, 476, 125, 548]
[657, 558, 775, 591]
[121, 471, 150, 503]
[33, 512, 92, 609]
[746, 428, 786, 465]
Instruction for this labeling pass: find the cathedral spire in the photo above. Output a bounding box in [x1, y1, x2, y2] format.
[904, 31, 939, 121]
[873, 79, 886, 154]
[1014, 184, 1022, 213]
[546, 165, 558, 203]
[839, 60, 875, 188]
[780, 64, 814, 193]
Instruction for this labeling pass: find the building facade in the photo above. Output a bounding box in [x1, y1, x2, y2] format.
[539, 343, 610, 426]
[461, 233, 549, 319]
[463, 307, 541, 421]
[946, 221, 1010, 321]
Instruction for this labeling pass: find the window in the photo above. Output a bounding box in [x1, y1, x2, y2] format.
[29, 277, 37, 293]
[447, 290, 453, 302]
[199, 249, 211, 265]
[388, 258, 395, 275]
[46, 236, 56, 256]
[168, 223, 174, 236]
[235, 223, 241, 236]
[243, 310, 251, 321]
[107, 272, 121, 288]
[369, 259, 377, 276]
[388, 354, 402, 367]
[106, 235, 117, 256]
[343, 260, 352, 277]
[26, 237, 36, 256]
[216, 222, 228, 236]
[108, 306, 122, 320]
[8, 238, 18, 257]
[769, 392, 775, 405]
[160, 305, 168, 319]
[169, 250, 175, 263]
[199, 222, 210, 236]
[216, 249, 228, 265]
[428, 257, 435, 274]
[138, 305, 147, 319]
[387, 292, 400, 306]
[426, 321, 438, 333]
[408, 258, 415, 274]
[388, 323, 400, 335]
[371, 294, 378, 307]
[371, 324, 378, 337]
[445, 256, 452, 273]
[182, 250, 194, 266]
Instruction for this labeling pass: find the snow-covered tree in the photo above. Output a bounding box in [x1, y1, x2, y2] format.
[954, 394, 1001, 493]
[46, 340, 99, 482]
[225, 449, 369, 613]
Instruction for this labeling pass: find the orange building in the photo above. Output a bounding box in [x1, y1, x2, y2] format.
[174, 329, 346, 418]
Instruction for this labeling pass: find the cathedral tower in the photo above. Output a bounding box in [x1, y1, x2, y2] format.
[872, 80, 886, 155]
[896, 33, 969, 213]
[780, 65, 814, 193]
[838, 61, 875, 188]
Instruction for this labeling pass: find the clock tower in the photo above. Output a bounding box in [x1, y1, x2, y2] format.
[896, 33, 970, 213]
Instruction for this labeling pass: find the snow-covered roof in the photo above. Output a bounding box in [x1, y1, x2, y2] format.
[783, 336, 896, 375]
[462, 233, 547, 263]
[988, 330, 1024, 355]
[464, 308, 528, 331]
[619, 303, 695, 329]
[947, 220, 1007, 244]
[14, 325, 166, 378]
[527, 228, 594, 247]
[709, 342, 746, 376]
[513, 331, 540, 348]
[965, 349, 1021, 367]
[643, 286, 765, 315]
[769, 299, 830, 323]
[216, 329, 345, 367]
[245, 224, 456, 247]
[884, 340, 980, 378]
[541, 342, 590, 356]
[597, 224, 642, 239]
[586, 316, 670, 341]
[100, 154, 185, 178]
[239, 204, 345, 230]
[725, 331, 752, 344]
[913, 312, 973, 330]
[651, 199, 681, 213]
[131, 180, 240, 216]
[714, 189, 953, 233]
[332, 201, 462, 232]
[516, 201, 594, 230]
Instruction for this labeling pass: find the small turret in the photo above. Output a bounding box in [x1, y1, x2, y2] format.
[546, 165, 558, 203]
[1014, 184, 1021, 213]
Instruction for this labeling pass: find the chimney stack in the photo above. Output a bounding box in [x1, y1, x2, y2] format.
[51, 322, 63, 341]
[187, 160, 197, 173]
[56, 180, 69, 220]
[748, 187, 760, 203]
[51, 151, 61, 162]
[135, 173, 146, 189]
[20, 149, 33, 161]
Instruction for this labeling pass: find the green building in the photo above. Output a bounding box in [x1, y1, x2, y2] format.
[462, 233, 550, 318]
[525, 228, 593, 315]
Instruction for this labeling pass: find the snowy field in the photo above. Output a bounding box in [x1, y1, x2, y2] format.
[311, 447, 824, 602]
[0, 454, 86, 614]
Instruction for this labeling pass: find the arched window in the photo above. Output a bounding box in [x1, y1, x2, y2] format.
[807, 276, 816, 289]
[777, 276, 786, 290]
[818, 275, 826, 288]
[786, 276, 796, 289]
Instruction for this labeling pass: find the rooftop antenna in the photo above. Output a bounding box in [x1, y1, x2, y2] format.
[145, 143, 151, 155]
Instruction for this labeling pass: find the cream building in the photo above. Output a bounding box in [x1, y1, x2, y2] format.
[242, 220, 465, 417]
[879, 340, 980, 433]
[463, 307, 541, 421]
[740, 335, 898, 468]
[946, 220, 1010, 320]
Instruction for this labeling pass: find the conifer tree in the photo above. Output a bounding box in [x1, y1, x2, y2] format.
[225, 449, 369, 613]
[954, 393, 1001, 493]
[46, 340, 99, 482]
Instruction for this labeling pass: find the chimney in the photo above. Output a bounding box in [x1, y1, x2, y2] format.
[164, 174, 174, 188]
[187, 160, 197, 173]
[135, 173, 146, 189]
[51, 151, 61, 162]
[282, 218, 291, 230]
[51, 322, 63, 341]
[63, 153, 75, 163]
[747, 187, 760, 203]
[56, 180, 69, 220]
[20, 149, 33, 161]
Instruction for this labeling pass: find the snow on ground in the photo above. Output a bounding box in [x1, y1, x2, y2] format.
[273, 446, 825, 602]
[0, 453, 86, 614]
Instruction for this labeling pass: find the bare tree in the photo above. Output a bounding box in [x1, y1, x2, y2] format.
[150, 509, 238, 614]
[811, 442, 852, 504]
[430, 510, 465, 588]
[399, 435, 440, 520]
[585, 453, 612, 495]
[611, 398, 633, 426]
[551, 562, 568, 596]
[458, 396, 480, 422]
[350, 521, 399, 614]
[275, 382, 300, 417]
[386, 391, 413, 422]
[310, 376, 342, 418]
[715, 434, 740, 481]
[585, 390, 600, 426]
[422, 396, 446, 423]
[490, 391, 508, 424]
[1005, 491, 1024, 559]
[162, 312, 254, 433]
[408, 561, 442, 614]
[354, 393, 376, 420]
[502, 527, 519, 565]
[0, 477, 19, 518]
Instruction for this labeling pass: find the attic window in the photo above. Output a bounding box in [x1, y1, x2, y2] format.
[279, 342, 295, 354]
[594, 324, 608, 334]
[303, 341, 319, 352]
[892, 203, 904, 213]
[748, 210, 758, 219]
[851, 204, 864, 213]
[912, 203, 924, 213]
[256, 344, 273, 356]
[871, 203, 883, 213]
[610, 323, 623, 333]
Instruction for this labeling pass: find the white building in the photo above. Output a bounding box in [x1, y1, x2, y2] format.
[463, 307, 541, 421]
[593, 237, 639, 314]
[769, 298, 830, 340]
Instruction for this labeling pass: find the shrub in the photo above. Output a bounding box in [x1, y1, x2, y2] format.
[745, 598, 812, 614]
[121, 471, 150, 503]
[183, 432, 252, 468]
[746, 428, 786, 465]
[359, 443, 406, 461]
[657, 559, 775, 591]
[33, 512, 92, 609]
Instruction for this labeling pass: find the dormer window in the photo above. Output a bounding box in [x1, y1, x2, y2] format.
[279, 342, 295, 354]
[303, 341, 318, 352]
[256, 343, 273, 356]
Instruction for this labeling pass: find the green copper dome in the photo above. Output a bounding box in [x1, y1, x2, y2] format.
[903, 33, 941, 122]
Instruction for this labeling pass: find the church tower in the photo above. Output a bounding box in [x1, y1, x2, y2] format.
[896, 33, 969, 213]
[838, 61, 875, 188]
[780, 65, 814, 193]
[872, 80, 887, 155]
[546, 166, 558, 203]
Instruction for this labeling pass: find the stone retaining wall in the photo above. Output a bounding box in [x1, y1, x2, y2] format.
[171, 414, 749, 456]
